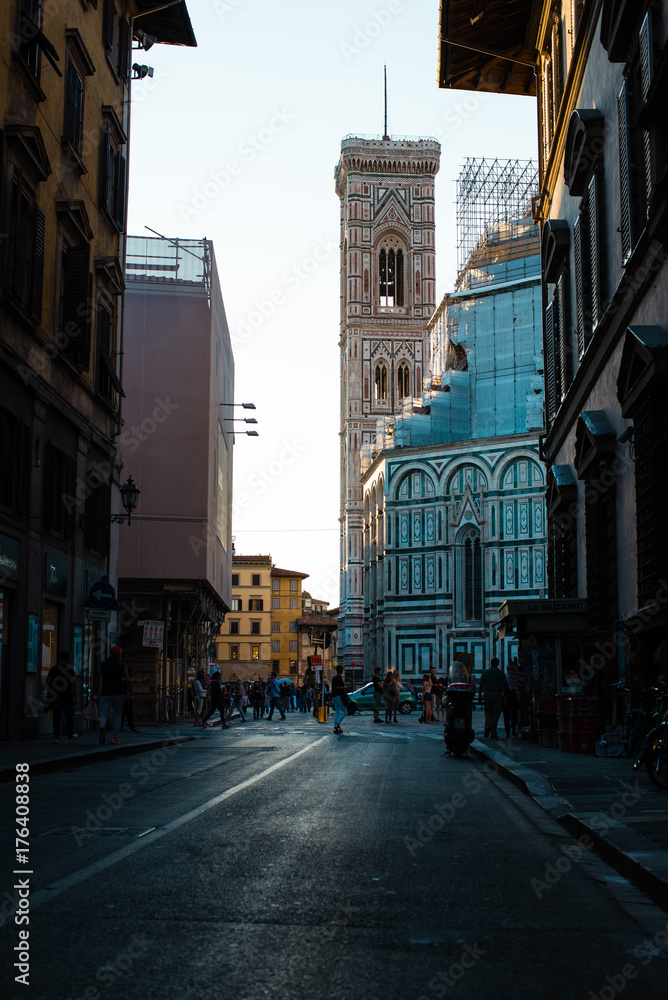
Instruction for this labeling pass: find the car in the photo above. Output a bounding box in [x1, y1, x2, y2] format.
[348, 681, 417, 714]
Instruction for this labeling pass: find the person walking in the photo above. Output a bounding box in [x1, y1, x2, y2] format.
[504, 658, 521, 737]
[331, 664, 346, 735]
[95, 646, 131, 745]
[250, 680, 262, 720]
[478, 657, 509, 738]
[45, 650, 78, 743]
[392, 668, 403, 723]
[193, 670, 208, 727]
[204, 671, 229, 728]
[372, 666, 383, 723]
[232, 680, 247, 721]
[383, 671, 397, 724]
[267, 672, 286, 720]
[432, 675, 445, 723]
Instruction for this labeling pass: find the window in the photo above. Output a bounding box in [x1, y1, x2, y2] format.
[378, 241, 404, 306]
[272, 579, 279, 590]
[456, 527, 482, 623]
[44, 443, 76, 537]
[289, 621, 298, 632]
[99, 120, 126, 231]
[289, 640, 297, 652]
[290, 599, 298, 609]
[271, 621, 280, 632]
[232, 573, 239, 586]
[397, 364, 410, 400]
[289, 661, 297, 674]
[272, 598, 280, 609]
[252, 573, 261, 586]
[5, 167, 45, 324]
[230, 645, 239, 660]
[103, 0, 130, 80]
[272, 660, 279, 670]
[229, 621, 239, 635]
[272, 640, 280, 652]
[0, 407, 30, 516]
[573, 174, 602, 358]
[250, 621, 260, 635]
[248, 598, 263, 611]
[59, 242, 92, 372]
[374, 364, 387, 402]
[541, 10, 565, 164]
[231, 598, 242, 611]
[251, 645, 259, 660]
[63, 60, 84, 156]
[290, 579, 298, 591]
[82, 457, 111, 555]
[95, 296, 122, 401]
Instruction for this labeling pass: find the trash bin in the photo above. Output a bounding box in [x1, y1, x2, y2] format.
[317, 706, 328, 723]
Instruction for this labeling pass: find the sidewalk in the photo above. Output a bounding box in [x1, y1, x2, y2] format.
[470, 735, 668, 912]
[0, 719, 227, 782]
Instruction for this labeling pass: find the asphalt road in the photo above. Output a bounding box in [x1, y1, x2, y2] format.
[1, 712, 667, 1000]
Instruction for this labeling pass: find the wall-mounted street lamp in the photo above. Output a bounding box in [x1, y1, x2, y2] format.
[80, 476, 141, 528]
[220, 403, 259, 437]
[220, 402, 256, 409]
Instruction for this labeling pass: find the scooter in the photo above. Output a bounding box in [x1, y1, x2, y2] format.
[443, 662, 476, 757]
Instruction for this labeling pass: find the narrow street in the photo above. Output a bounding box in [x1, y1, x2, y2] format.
[1, 714, 666, 1000]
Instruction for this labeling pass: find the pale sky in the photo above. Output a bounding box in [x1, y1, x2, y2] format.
[126, 0, 538, 608]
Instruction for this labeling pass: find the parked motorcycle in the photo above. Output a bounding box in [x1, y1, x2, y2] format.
[633, 682, 668, 788]
[444, 661, 476, 757]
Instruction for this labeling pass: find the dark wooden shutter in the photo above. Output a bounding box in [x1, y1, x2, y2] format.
[573, 216, 585, 357]
[63, 244, 91, 370]
[103, 0, 115, 50]
[99, 126, 113, 210]
[64, 61, 83, 151]
[639, 12, 653, 209]
[113, 151, 126, 228]
[617, 81, 632, 262]
[118, 15, 130, 79]
[588, 173, 600, 328]
[31, 205, 45, 324]
[556, 273, 570, 398]
[545, 302, 556, 421]
[17, 420, 31, 517]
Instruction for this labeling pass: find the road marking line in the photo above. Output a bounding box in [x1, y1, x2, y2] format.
[27, 735, 329, 913]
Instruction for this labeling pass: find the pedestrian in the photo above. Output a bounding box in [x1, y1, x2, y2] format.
[259, 678, 268, 716]
[193, 670, 208, 727]
[119, 664, 139, 733]
[232, 680, 247, 721]
[392, 668, 403, 723]
[95, 645, 131, 745]
[204, 671, 229, 728]
[478, 657, 509, 738]
[289, 680, 297, 711]
[250, 680, 262, 719]
[433, 675, 444, 723]
[267, 672, 286, 720]
[422, 673, 433, 723]
[331, 664, 347, 735]
[45, 650, 78, 743]
[372, 666, 383, 723]
[383, 671, 397, 724]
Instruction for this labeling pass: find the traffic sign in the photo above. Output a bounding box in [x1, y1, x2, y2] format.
[88, 577, 116, 610]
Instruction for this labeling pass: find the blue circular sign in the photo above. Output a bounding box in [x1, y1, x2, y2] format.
[88, 578, 116, 610]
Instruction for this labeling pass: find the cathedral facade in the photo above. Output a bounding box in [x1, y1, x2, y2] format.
[334, 136, 441, 674]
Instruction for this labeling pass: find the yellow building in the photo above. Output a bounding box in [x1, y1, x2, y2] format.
[216, 555, 272, 681]
[270, 566, 309, 679]
[0, 1, 195, 738]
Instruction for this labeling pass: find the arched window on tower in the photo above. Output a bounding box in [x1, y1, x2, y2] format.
[397, 363, 410, 400]
[374, 364, 388, 402]
[379, 245, 404, 306]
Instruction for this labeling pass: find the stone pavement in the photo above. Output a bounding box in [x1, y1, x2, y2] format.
[470, 734, 668, 912]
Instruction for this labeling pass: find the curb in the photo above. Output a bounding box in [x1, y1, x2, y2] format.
[469, 741, 668, 913]
[0, 734, 198, 783]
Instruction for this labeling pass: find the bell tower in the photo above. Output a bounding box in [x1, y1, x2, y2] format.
[334, 135, 441, 675]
